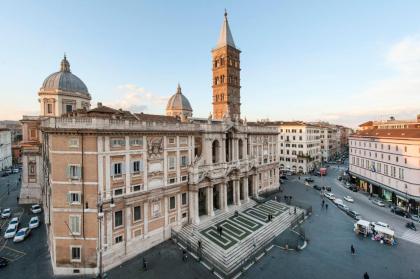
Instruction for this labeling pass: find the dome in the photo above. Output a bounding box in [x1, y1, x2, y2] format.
[166, 84, 192, 112]
[41, 55, 90, 98]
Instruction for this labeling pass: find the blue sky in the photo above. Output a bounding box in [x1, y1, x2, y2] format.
[1, 0, 420, 127]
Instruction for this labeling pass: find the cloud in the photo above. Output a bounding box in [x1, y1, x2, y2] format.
[314, 35, 420, 127]
[103, 84, 169, 113]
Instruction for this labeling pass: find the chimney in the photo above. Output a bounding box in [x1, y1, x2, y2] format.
[390, 116, 395, 121]
[97, 102, 102, 108]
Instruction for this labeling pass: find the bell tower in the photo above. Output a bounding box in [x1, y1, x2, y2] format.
[212, 11, 241, 120]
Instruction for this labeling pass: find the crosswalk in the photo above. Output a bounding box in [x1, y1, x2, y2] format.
[400, 229, 420, 245]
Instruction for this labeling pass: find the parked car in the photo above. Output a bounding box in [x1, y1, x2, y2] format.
[333, 198, 344, 205]
[12, 168, 19, 173]
[371, 199, 385, 207]
[324, 192, 335, 200]
[325, 186, 332, 192]
[13, 227, 30, 243]
[344, 196, 354, 203]
[391, 207, 411, 218]
[29, 216, 39, 229]
[1, 208, 11, 219]
[347, 210, 362, 220]
[350, 186, 358, 192]
[338, 176, 342, 181]
[31, 204, 42, 214]
[4, 224, 18, 239]
[0, 257, 8, 268]
[280, 175, 288, 180]
[5, 169, 12, 175]
[9, 217, 19, 227]
[337, 203, 350, 212]
[406, 222, 417, 231]
[371, 221, 390, 229]
[313, 185, 322, 191]
[304, 178, 314, 183]
[1, 172, 9, 177]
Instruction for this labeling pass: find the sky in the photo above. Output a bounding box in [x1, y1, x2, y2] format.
[1, 0, 420, 128]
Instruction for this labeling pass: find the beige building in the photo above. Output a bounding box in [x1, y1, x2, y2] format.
[349, 115, 420, 211]
[0, 128, 12, 171]
[19, 12, 279, 276]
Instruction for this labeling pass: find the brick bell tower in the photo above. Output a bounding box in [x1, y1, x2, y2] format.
[212, 11, 241, 120]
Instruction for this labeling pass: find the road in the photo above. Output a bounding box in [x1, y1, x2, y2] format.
[309, 164, 420, 245]
[244, 176, 420, 279]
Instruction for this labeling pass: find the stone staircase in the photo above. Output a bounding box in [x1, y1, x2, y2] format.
[173, 201, 305, 278]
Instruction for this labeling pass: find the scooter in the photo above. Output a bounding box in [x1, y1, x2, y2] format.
[406, 222, 417, 231]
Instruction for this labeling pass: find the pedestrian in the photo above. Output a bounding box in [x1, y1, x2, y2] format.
[325, 204, 328, 210]
[182, 249, 187, 262]
[363, 272, 369, 279]
[274, 196, 277, 201]
[198, 240, 202, 250]
[143, 258, 148, 271]
[322, 200, 325, 206]
[16, 196, 19, 204]
[351, 244, 355, 255]
[220, 226, 223, 237]
[294, 207, 297, 214]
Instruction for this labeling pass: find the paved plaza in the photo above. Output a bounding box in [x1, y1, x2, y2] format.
[200, 201, 288, 250]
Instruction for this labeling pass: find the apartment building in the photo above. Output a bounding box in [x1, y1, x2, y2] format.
[349, 115, 420, 211]
[0, 128, 12, 171]
[19, 12, 280, 276]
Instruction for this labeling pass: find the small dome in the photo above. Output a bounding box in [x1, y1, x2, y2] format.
[166, 84, 192, 112]
[41, 55, 90, 98]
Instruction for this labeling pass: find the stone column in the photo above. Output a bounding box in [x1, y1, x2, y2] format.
[164, 196, 169, 226]
[207, 186, 214, 216]
[234, 180, 241, 206]
[177, 193, 182, 226]
[253, 174, 259, 197]
[221, 182, 228, 212]
[190, 191, 200, 225]
[243, 177, 249, 202]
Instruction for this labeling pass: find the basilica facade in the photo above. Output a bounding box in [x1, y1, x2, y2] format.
[19, 13, 279, 276]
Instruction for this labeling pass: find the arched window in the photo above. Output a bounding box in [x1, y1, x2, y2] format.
[212, 140, 220, 163]
[238, 139, 243, 160]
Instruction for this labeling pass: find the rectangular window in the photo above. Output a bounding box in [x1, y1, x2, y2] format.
[68, 165, 81, 180]
[115, 235, 123, 244]
[114, 210, 123, 228]
[170, 196, 176, 210]
[69, 215, 81, 235]
[114, 188, 124, 196]
[168, 137, 175, 144]
[179, 137, 188, 145]
[113, 163, 123, 177]
[130, 137, 143, 146]
[132, 160, 143, 173]
[168, 156, 176, 171]
[111, 138, 125, 147]
[68, 138, 79, 148]
[71, 246, 81, 262]
[168, 177, 176, 184]
[181, 175, 188, 182]
[47, 103, 53, 114]
[66, 104, 73, 113]
[68, 192, 81, 205]
[181, 193, 187, 205]
[180, 155, 188, 167]
[132, 184, 143, 192]
[133, 206, 141, 222]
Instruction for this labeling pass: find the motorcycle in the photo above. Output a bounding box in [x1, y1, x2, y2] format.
[406, 222, 417, 231]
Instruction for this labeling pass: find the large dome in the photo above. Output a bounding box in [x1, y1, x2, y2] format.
[41, 56, 90, 98]
[166, 84, 192, 112]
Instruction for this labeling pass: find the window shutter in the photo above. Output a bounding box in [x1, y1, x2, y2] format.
[122, 162, 126, 174]
[66, 166, 71, 178]
[67, 193, 71, 204]
[111, 164, 115, 176]
[140, 160, 143, 172]
[77, 166, 81, 179]
[130, 161, 134, 173]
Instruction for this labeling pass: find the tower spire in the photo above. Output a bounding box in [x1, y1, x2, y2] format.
[216, 10, 236, 48]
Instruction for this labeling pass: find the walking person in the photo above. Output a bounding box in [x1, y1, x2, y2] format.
[363, 272, 369, 279]
[325, 204, 328, 210]
[143, 257, 148, 271]
[351, 244, 355, 255]
[220, 226, 223, 237]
